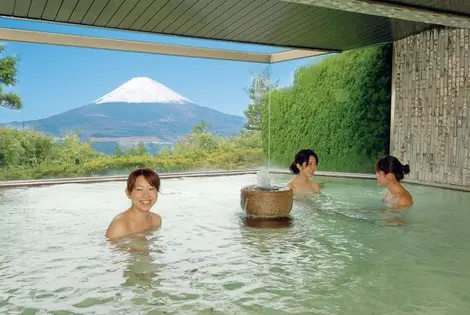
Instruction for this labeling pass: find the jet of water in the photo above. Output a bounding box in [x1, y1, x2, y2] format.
[257, 167, 272, 188]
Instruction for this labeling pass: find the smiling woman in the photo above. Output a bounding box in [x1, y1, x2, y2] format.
[287, 149, 321, 194]
[105, 168, 162, 240]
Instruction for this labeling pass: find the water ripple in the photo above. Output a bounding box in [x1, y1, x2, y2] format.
[0, 175, 470, 314]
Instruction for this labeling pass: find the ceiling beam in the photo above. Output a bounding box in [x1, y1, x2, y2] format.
[281, 0, 470, 29]
[0, 27, 328, 63]
[0, 28, 273, 63]
[270, 49, 328, 63]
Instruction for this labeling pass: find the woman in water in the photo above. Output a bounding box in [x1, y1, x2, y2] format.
[106, 168, 162, 240]
[287, 149, 321, 194]
[375, 155, 413, 208]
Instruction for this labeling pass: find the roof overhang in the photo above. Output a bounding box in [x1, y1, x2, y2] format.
[2, 0, 470, 63]
[0, 27, 326, 63]
[281, 0, 470, 29]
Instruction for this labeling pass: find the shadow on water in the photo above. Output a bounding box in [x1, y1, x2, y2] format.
[240, 215, 294, 229]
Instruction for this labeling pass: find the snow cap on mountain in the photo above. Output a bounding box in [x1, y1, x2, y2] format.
[93, 77, 192, 104]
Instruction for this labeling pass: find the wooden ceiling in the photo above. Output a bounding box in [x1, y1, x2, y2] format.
[0, 0, 449, 52]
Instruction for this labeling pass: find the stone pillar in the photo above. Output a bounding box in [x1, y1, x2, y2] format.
[391, 27, 470, 188]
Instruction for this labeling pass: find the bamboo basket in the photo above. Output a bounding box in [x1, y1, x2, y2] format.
[240, 185, 293, 218]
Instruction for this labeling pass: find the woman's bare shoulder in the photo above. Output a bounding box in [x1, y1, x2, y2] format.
[105, 215, 130, 239]
[150, 213, 162, 227]
[310, 181, 321, 193]
[398, 191, 413, 207]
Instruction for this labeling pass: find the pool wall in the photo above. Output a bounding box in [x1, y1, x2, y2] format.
[1, 169, 469, 192]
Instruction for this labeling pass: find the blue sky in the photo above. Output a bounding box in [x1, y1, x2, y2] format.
[0, 17, 332, 123]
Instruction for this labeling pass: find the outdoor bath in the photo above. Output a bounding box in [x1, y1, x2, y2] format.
[2, 0, 470, 313]
[0, 173, 469, 314]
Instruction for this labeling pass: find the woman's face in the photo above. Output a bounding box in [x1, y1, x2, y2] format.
[126, 175, 158, 212]
[376, 170, 390, 187]
[297, 155, 317, 177]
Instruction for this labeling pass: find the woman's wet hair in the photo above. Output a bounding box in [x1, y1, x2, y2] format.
[289, 149, 319, 174]
[375, 155, 410, 181]
[127, 168, 161, 192]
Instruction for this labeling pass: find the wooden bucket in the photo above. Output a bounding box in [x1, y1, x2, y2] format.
[240, 185, 293, 218]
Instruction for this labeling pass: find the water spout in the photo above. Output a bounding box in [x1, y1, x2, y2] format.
[239, 66, 293, 219]
[256, 167, 271, 189]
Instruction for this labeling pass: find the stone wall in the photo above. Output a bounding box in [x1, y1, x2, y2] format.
[391, 27, 470, 188]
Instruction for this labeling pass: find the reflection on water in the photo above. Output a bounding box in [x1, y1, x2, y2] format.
[110, 234, 163, 288]
[240, 216, 293, 229]
[292, 189, 409, 227]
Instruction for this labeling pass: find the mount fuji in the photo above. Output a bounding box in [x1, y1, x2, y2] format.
[93, 77, 193, 105]
[3, 77, 246, 149]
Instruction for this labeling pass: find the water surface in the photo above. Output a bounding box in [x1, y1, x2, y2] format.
[0, 174, 469, 314]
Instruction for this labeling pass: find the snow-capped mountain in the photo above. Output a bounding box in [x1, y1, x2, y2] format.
[2, 77, 246, 148]
[93, 77, 192, 104]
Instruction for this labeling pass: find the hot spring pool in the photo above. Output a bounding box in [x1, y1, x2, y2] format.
[0, 174, 469, 314]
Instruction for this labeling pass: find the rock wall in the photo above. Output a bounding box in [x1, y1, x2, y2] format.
[391, 27, 470, 187]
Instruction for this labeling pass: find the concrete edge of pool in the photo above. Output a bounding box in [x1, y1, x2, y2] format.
[0, 169, 468, 192]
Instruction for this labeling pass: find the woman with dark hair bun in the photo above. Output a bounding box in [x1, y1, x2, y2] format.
[375, 155, 413, 208]
[287, 149, 320, 194]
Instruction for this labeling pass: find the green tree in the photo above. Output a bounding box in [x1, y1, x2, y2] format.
[124, 142, 149, 156]
[192, 121, 211, 134]
[173, 122, 220, 154]
[229, 129, 262, 149]
[113, 143, 124, 157]
[48, 131, 99, 165]
[0, 129, 24, 167]
[0, 127, 53, 167]
[243, 68, 278, 130]
[0, 44, 22, 110]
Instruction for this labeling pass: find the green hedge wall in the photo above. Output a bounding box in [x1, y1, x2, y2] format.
[262, 44, 392, 173]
